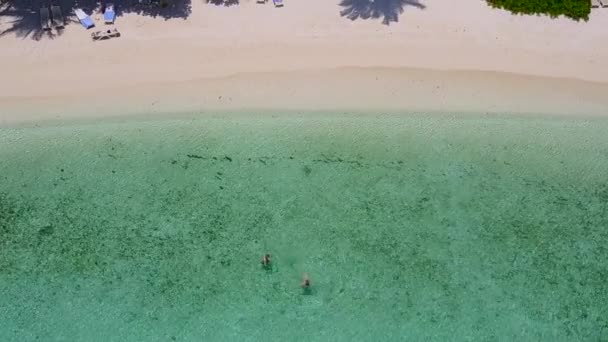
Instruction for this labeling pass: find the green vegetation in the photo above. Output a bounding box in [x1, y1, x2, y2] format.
[486, 0, 591, 21]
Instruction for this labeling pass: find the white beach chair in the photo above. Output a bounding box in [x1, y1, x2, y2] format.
[91, 28, 121, 41]
[591, 0, 601, 8]
[51, 5, 65, 29]
[40, 7, 51, 31]
[75, 8, 94, 29]
[104, 3, 116, 24]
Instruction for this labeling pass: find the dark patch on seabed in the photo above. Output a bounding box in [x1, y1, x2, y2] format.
[0, 193, 32, 273]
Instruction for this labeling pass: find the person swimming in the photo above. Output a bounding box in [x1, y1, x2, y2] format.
[301, 273, 311, 289]
[261, 254, 271, 268]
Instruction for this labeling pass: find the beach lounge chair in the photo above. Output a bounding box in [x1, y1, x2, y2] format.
[51, 5, 65, 29]
[601, 0, 608, 7]
[40, 7, 51, 31]
[91, 28, 121, 41]
[104, 3, 116, 24]
[592, 0, 601, 8]
[75, 8, 94, 29]
[273, 0, 284, 7]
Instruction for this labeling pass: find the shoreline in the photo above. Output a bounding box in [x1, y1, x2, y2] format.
[2, 66, 608, 127]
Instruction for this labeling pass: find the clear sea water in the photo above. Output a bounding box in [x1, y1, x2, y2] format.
[0, 113, 607, 341]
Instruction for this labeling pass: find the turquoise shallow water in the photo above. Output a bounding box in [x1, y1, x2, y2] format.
[1, 114, 607, 341]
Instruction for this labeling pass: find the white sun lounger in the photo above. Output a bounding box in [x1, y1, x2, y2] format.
[51, 5, 65, 29]
[74, 8, 94, 29]
[104, 4, 116, 24]
[91, 28, 121, 41]
[40, 7, 51, 30]
[592, 0, 601, 8]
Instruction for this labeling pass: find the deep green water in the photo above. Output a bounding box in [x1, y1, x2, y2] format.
[1, 114, 607, 341]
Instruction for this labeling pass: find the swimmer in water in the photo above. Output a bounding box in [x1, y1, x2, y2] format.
[261, 254, 271, 268]
[301, 273, 311, 289]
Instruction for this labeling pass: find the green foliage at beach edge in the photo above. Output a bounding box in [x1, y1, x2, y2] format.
[487, 0, 591, 21]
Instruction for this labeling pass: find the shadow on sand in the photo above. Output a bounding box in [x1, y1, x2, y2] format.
[339, 0, 425, 25]
[206, 0, 239, 6]
[0, 0, 192, 40]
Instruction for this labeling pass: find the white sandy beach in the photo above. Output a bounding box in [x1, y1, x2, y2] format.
[1, 0, 608, 124]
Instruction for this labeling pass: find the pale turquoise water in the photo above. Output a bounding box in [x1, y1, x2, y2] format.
[0, 113, 607, 341]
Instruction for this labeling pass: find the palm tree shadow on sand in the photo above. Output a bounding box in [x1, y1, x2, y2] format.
[206, 0, 239, 6]
[339, 0, 425, 25]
